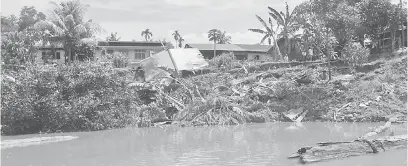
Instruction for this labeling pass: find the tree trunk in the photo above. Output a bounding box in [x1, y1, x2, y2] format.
[290, 135, 406, 163]
[402, 28, 406, 47]
[213, 40, 216, 58]
[304, 37, 309, 61]
[328, 58, 332, 80]
[289, 121, 404, 164]
[402, 27, 406, 48]
[327, 46, 332, 81]
[272, 36, 282, 61]
[286, 36, 291, 62]
[68, 47, 72, 64]
[391, 31, 396, 52]
[398, 34, 402, 49]
[175, 40, 178, 48]
[401, 0, 406, 48]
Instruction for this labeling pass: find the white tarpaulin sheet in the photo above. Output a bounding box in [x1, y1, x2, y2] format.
[146, 48, 208, 71]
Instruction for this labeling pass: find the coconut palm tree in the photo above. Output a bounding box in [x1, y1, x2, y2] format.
[34, 0, 103, 63]
[172, 30, 180, 48]
[141, 29, 153, 41]
[218, 31, 232, 44]
[249, 16, 282, 60]
[268, 2, 300, 58]
[208, 29, 220, 58]
[178, 36, 185, 48]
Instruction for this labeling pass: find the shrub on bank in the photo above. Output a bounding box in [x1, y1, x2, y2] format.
[208, 52, 236, 70]
[1, 62, 150, 135]
[111, 52, 129, 68]
[341, 42, 370, 66]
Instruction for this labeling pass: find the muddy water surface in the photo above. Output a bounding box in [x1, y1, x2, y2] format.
[1, 122, 407, 166]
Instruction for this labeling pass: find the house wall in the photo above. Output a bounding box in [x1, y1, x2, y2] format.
[247, 52, 270, 61]
[197, 50, 273, 61]
[199, 50, 226, 59]
[95, 46, 164, 62]
[36, 50, 65, 64]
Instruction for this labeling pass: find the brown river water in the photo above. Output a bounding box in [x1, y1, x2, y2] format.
[1, 122, 407, 166]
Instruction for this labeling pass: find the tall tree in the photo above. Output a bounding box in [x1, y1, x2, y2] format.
[249, 16, 282, 60]
[141, 29, 153, 41]
[172, 30, 180, 48]
[178, 36, 185, 48]
[208, 29, 220, 58]
[35, 0, 103, 63]
[218, 31, 232, 44]
[106, 32, 121, 41]
[18, 6, 46, 31]
[387, 3, 407, 51]
[1, 15, 19, 33]
[357, 0, 392, 51]
[268, 2, 300, 58]
[297, 0, 362, 57]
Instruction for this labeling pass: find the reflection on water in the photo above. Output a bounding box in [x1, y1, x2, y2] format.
[1, 122, 407, 166]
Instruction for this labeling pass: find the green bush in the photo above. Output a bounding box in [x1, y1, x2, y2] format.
[208, 52, 236, 69]
[341, 42, 370, 66]
[111, 52, 129, 68]
[1, 62, 148, 135]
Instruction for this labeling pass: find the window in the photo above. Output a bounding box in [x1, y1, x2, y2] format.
[107, 50, 114, 54]
[234, 54, 247, 60]
[117, 50, 129, 56]
[135, 50, 146, 60]
[56, 52, 61, 59]
[254, 55, 260, 60]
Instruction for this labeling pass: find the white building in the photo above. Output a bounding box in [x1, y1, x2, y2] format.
[94, 41, 167, 65]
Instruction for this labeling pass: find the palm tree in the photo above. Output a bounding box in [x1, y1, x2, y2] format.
[268, 2, 300, 58]
[218, 31, 232, 44]
[35, 0, 103, 63]
[106, 32, 121, 41]
[141, 29, 153, 41]
[208, 29, 220, 58]
[178, 37, 185, 48]
[172, 30, 180, 48]
[249, 16, 282, 60]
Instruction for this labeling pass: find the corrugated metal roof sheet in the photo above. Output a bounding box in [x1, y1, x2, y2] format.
[186, 43, 272, 53]
[142, 48, 208, 71]
[98, 41, 164, 47]
[235, 44, 273, 52]
[186, 44, 246, 51]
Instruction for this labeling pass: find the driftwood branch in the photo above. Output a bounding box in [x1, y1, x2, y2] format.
[288, 121, 407, 163]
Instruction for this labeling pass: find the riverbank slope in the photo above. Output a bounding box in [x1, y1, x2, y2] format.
[1, 50, 406, 135]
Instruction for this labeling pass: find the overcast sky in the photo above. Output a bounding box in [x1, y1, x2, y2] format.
[1, 0, 402, 46]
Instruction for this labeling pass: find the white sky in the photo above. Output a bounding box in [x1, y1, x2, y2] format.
[1, 0, 403, 46]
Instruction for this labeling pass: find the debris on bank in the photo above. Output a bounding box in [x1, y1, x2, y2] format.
[1, 136, 78, 149]
[128, 50, 407, 126]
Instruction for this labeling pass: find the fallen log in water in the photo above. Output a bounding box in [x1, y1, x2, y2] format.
[289, 135, 407, 163]
[288, 121, 407, 163]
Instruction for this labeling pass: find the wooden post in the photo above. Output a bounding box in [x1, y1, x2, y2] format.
[160, 40, 179, 76]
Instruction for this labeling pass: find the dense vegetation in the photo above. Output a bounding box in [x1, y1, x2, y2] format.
[250, 0, 407, 62]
